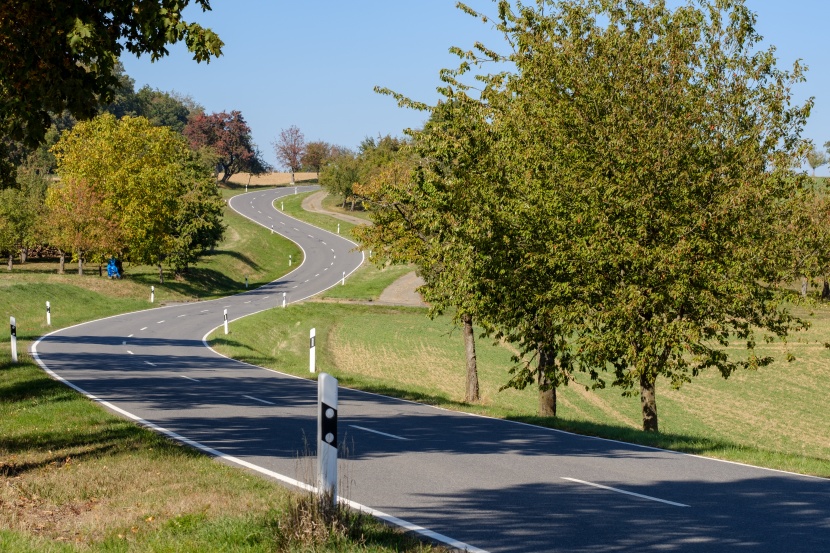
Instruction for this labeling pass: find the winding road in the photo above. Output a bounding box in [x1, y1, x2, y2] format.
[32, 186, 830, 552]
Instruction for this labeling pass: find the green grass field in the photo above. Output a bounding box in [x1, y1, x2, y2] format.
[0, 186, 445, 552]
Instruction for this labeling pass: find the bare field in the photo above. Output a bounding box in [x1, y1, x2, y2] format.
[226, 172, 317, 186]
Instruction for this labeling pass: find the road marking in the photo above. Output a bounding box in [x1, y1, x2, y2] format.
[244, 301, 251, 304]
[314, 273, 320, 277]
[268, 216, 273, 219]
[223, 305, 231, 308]
[560, 478, 689, 507]
[304, 279, 309, 283]
[292, 285, 298, 288]
[243, 395, 275, 405]
[178, 314, 187, 318]
[145, 361, 156, 367]
[127, 351, 134, 355]
[330, 262, 334, 266]
[324, 267, 328, 271]
[157, 320, 165, 324]
[140, 327, 148, 331]
[127, 334, 134, 338]
[264, 296, 270, 299]
[257, 210, 262, 214]
[331, 249, 335, 253]
[349, 425, 409, 441]
[321, 241, 326, 245]
[201, 309, 210, 313]
[293, 227, 299, 231]
[180, 375, 199, 382]
[280, 221, 285, 225]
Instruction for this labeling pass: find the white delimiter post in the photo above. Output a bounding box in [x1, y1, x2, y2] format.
[337, 223, 340, 234]
[309, 327, 316, 373]
[46, 301, 51, 326]
[341, 271, 345, 286]
[223, 309, 229, 335]
[150, 286, 155, 303]
[282, 292, 286, 308]
[317, 372, 338, 504]
[10, 316, 18, 363]
[289, 254, 292, 267]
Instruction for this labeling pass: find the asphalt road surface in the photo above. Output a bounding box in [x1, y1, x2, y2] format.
[33, 186, 830, 552]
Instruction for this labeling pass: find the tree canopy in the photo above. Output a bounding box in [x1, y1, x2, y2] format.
[0, 0, 222, 149]
[372, 0, 815, 431]
[184, 110, 267, 183]
[52, 114, 224, 279]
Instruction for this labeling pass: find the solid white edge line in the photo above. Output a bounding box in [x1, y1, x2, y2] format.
[350, 425, 409, 441]
[243, 394, 275, 405]
[561, 477, 690, 508]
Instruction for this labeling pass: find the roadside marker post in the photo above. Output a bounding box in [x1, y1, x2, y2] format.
[150, 286, 155, 303]
[309, 328, 316, 373]
[289, 254, 292, 266]
[245, 276, 248, 289]
[341, 271, 345, 286]
[10, 316, 18, 363]
[223, 309, 229, 335]
[271, 224, 274, 234]
[46, 301, 51, 326]
[281, 201, 284, 211]
[282, 292, 287, 308]
[294, 186, 297, 195]
[337, 223, 340, 234]
[317, 372, 338, 504]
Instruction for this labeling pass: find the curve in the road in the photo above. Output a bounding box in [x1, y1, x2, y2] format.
[31, 186, 830, 553]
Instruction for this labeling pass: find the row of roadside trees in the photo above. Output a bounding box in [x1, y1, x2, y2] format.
[353, 0, 828, 432]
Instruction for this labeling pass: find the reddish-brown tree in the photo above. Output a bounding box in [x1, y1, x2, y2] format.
[184, 110, 263, 183]
[273, 125, 305, 183]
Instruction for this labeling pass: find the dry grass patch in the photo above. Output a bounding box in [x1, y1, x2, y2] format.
[227, 172, 317, 186]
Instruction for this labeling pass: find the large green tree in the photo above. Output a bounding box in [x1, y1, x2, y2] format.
[52, 114, 224, 281]
[377, 0, 815, 431]
[0, 0, 222, 150]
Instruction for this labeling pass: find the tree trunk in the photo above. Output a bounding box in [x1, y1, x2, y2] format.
[640, 370, 658, 432]
[461, 313, 480, 403]
[290, 170, 295, 185]
[158, 264, 164, 284]
[537, 348, 556, 417]
[801, 277, 808, 297]
[98, 263, 103, 277]
[78, 256, 83, 276]
[822, 279, 830, 301]
[7, 253, 12, 271]
[350, 197, 355, 211]
[59, 251, 65, 274]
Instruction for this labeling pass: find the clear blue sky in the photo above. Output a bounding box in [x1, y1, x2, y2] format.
[122, 1, 830, 175]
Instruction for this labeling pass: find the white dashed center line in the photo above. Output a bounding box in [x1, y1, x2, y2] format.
[349, 425, 409, 441]
[560, 478, 689, 507]
[180, 375, 199, 382]
[201, 309, 210, 313]
[243, 395, 275, 405]
[127, 334, 134, 338]
[178, 314, 187, 318]
[157, 320, 165, 324]
[140, 327, 148, 331]
[127, 351, 134, 355]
